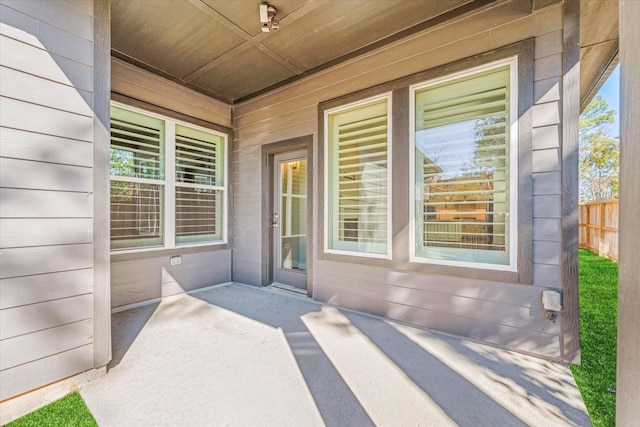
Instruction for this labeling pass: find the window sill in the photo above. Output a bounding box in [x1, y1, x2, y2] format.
[319, 250, 523, 285]
[110, 242, 229, 262]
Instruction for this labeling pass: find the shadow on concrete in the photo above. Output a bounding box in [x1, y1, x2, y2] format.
[108, 302, 159, 369]
[83, 283, 590, 426]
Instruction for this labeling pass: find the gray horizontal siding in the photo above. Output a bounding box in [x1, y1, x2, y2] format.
[534, 77, 561, 104]
[232, 2, 567, 358]
[533, 195, 562, 218]
[1, 319, 92, 370]
[314, 262, 561, 358]
[0, 293, 93, 340]
[0, 269, 92, 309]
[0, 345, 93, 401]
[0, 128, 93, 167]
[0, 158, 92, 192]
[111, 249, 232, 308]
[0, 218, 92, 248]
[0, 243, 93, 280]
[533, 241, 562, 265]
[532, 149, 561, 173]
[533, 171, 562, 195]
[532, 125, 561, 150]
[1, 0, 92, 40]
[531, 21, 563, 295]
[0, 4, 92, 65]
[0, 97, 93, 141]
[534, 30, 563, 60]
[533, 263, 562, 288]
[111, 57, 231, 128]
[0, 35, 92, 91]
[0, 188, 93, 217]
[0, 66, 92, 116]
[0, 0, 96, 401]
[532, 102, 561, 127]
[533, 218, 561, 241]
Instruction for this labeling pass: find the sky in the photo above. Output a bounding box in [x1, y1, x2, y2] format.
[595, 64, 620, 137]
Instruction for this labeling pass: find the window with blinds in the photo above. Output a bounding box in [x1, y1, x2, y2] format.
[109, 105, 226, 251]
[326, 97, 390, 256]
[175, 125, 224, 244]
[413, 62, 515, 266]
[110, 106, 165, 250]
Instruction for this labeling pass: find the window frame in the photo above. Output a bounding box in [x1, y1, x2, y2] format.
[323, 93, 393, 259]
[409, 56, 519, 272]
[317, 40, 533, 284]
[109, 101, 229, 254]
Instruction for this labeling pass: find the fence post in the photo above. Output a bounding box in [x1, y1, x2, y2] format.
[586, 204, 591, 250]
[600, 202, 606, 253]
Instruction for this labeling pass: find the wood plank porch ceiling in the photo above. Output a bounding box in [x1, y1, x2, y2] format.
[111, 0, 618, 106]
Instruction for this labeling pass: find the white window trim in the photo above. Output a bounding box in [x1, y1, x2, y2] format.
[323, 93, 393, 260]
[408, 57, 519, 272]
[110, 101, 228, 254]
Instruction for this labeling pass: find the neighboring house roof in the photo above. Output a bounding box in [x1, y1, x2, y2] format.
[111, 0, 619, 106]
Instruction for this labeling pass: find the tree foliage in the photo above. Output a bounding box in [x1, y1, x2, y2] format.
[579, 95, 619, 202]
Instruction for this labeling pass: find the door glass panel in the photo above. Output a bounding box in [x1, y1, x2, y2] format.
[280, 159, 307, 271]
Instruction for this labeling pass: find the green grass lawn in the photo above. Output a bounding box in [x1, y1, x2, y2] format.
[3, 392, 96, 427]
[571, 249, 618, 427]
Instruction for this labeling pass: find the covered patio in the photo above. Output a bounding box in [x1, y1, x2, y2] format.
[3, 0, 638, 423]
[81, 283, 590, 426]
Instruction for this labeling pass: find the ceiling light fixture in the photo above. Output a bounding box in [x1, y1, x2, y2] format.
[260, 3, 279, 32]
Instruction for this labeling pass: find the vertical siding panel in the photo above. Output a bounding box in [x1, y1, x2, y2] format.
[617, 1, 640, 421]
[92, 0, 111, 368]
[560, 0, 581, 363]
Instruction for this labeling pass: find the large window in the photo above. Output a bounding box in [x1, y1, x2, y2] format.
[110, 105, 226, 251]
[325, 96, 391, 257]
[411, 58, 518, 269]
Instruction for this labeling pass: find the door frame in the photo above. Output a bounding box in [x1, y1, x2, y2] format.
[261, 135, 313, 296]
[272, 149, 308, 289]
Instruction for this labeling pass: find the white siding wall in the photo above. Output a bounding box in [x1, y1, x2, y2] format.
[232, 2, 569, 359]
[0, 0, 95, 400]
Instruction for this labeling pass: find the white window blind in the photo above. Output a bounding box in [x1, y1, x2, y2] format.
[110, 106, 165, 250]
[175, 125, 224, 244]
[327, 98, 390, 255]
[413, 64, 513, 266]
[110, 105, 226, 251]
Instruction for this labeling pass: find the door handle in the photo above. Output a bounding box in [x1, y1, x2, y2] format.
[271, 213, 279, 228]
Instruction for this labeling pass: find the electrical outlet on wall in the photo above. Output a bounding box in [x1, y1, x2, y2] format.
[542, 289, 562, 312]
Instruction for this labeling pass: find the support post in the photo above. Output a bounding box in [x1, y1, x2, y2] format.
[617, 0, 640, 424]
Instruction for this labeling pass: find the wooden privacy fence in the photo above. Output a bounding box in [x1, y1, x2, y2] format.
[579, 200, 619, 262]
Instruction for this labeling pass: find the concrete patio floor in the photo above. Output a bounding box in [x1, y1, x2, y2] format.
[81, 283, 591, 426]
